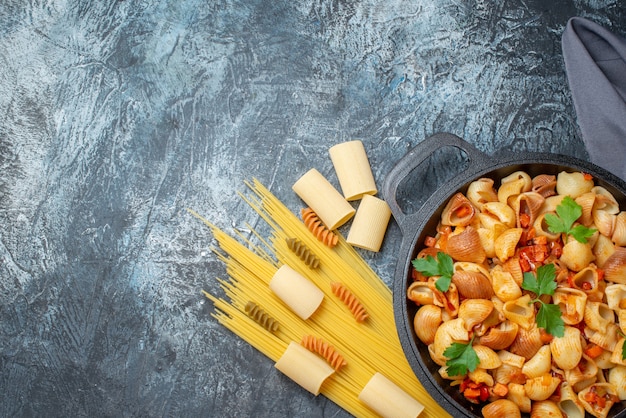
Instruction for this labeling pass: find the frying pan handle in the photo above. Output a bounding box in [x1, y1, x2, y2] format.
[382, 132, 487, 234]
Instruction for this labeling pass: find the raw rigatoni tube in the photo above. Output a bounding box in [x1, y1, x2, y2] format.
[292, 168, 355, 230]
[347, 195, 392, 252]
[275, 341, 335, 395]
[269, 264, 324, 320]
[358, 372, 425, 418]
[329, 140, 377, 200]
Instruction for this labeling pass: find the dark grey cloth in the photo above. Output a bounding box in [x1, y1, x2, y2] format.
[562, 17, 626, 180]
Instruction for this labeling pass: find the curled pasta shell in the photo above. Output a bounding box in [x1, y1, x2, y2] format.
[602, 247, 626, 284]
[531, 174, 557, 198]
[588, 323, 620, 352]
[552, 287, 587, 325]
[575, 192, 596, 227]
[605, 284, 626, 311]
[482, 201, 517, 228]
[452, 270, 494, 300]
[458, 299, 494, 331]
[522, 345, 552, 379]
[491, 266, 522, 302]
[584, 301, 616, 332]
[559, 382, 586, 418]
[494, 227, 523, 262]
[550, 326, 582, 370]
[468, 367, 494, 386]
[503, 294, 535, 331]
[432, 318, 468, 361]
[510, 192, 545, 229]
[524, 374, 561, 401]
[530, 400, 562, 418]
[498, 349, 526, 369]
[560, 238, 595, 272]
[556, 171, 594, 198]
[498, 171, 532, 203]
[565, 353, 598, 388]
[611, 338, 626, 366]
[466, 177, 498, 210]
[608, 365, 626, 400]
[612, 211, 626, 246]
[533, 212, 562, 241]
[578, 383, 619, 418]
[440, 192, 475, 227]
[594, 233, 615, 268]
[494, 362, 525, 385]
[483, 399, 522, 418]
[413, 305, 442, 345]
[479, 320, 519, 350]
[446, 226, 486, 263]
[593, 186, 620, 214]
[473, 345, 502, 369]
[502, 256, 524, 286]
[571, 265, 600, 294]
[507, 382, 532, 413]
[407, 281, 434, 305]
[593, 207, 617, 237]
[509, 324, 543, 360]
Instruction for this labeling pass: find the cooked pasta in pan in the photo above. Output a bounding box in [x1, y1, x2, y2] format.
[409, 170, 626, 418]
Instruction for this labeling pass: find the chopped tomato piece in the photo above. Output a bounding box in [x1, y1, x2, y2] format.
[583, 172, 593, 181]
[424, 236, 437, 247]
[492, 383, 508, 397]
[519, 213, 531, 228]
[584, 344, 604, 359]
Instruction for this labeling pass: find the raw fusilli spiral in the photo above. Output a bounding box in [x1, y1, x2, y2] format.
[285, 237, 320, 269]
[330, 282, 369, 323]
[300, 334, 347, 371]
[244, 301, 279, 332]
[301, 207, 339, 248]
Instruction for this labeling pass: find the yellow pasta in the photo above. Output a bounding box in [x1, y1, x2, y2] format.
[328, 140, 377, 201]
[300, 334, 347, 371]
[346, 194, 392, 252]
[192, 179, 449, 418]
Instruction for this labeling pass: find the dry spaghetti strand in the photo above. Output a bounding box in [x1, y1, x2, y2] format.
[300, 335, 347, 371]
[301, 207, 339, 248]
[330, 282, 369, 323]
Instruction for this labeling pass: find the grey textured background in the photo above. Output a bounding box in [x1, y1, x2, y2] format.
[0, 1, 624, 417]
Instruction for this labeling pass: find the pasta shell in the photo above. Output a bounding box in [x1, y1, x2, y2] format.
[592, 186, 620, 214]
[593, 207, 616, 237]
[611, 338, 626, 366]
[458, 299, 494, 331]
[432, 318, 468, 360]
[413, 305, 442, 345]
[578, 383, 619, 418]
[440, 192, 475, 227]
[509, 324, 543, 360]
[446, 226, 486, 263]
[608, 365, 626, 400]
[495, 228, 524, 263]
[560, 238, 595, 272]
[503, 294, 535, 331]
[531, 174, 557, 198]
[556, 171, 594, 198]
[494, 362, 525, 385]
[619, 309, 626, 335]
[530, 400, 563, 418]
[559, 382, 586, 418]
[603, 246, 626, 284]
[584, 301, 616, 332]
[473, 345, 502, 369]
[482, 201, 517, 228]
[502, 256, 524, 286]
[507, 382, 532, 413]
[552, 287, 587, 325]
[510, 192, 545, 229]
[604, 284, 626, 310]
[550, 326, 582, 370]
[467, 178, 498, 210]
[524, 374, 561, 401]
[532, 212, 562, 241]
[483, 398, 522, 418]
[588, 323, 620, 352]
[491, 266, 522, 302]
[575, 192, 596, 227]
[498, 349, 526, 368]
[522, 345, 552, 379]
[406, 281, 434, 305]
[594, 234, 615, 267]
[428, 343, 447, 367]
[612, 211, 626, 246]
[452, 270, 494, 300]
[564, 353, 598, 388]
[479, 320, 519, 350]
[498, 171, 532, 203]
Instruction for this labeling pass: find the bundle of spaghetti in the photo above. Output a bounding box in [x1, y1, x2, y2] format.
[196, 180, 450, 418]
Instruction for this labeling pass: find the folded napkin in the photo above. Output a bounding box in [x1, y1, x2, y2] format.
[562, 17, 626, 180]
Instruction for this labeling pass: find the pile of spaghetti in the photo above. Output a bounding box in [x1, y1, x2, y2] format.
[193, 178, 449, 418]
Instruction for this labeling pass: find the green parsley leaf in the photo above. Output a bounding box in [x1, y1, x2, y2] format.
[536, 303, 565, 338]
[545, 196, 596, 243]
[412, 252, 454, 292]
[443, 337, 480, 377]
[521, 263, 564, 337]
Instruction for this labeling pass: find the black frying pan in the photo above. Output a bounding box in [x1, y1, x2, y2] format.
[382, 132, 626, 418]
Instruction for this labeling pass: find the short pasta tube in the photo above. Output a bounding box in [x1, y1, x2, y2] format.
[269, 264, 324, 320]
[346, 194, 392, 252]
[274, 341, 335, 396]
[329, 140, 377, 200]
[358, 372, 425, 418]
